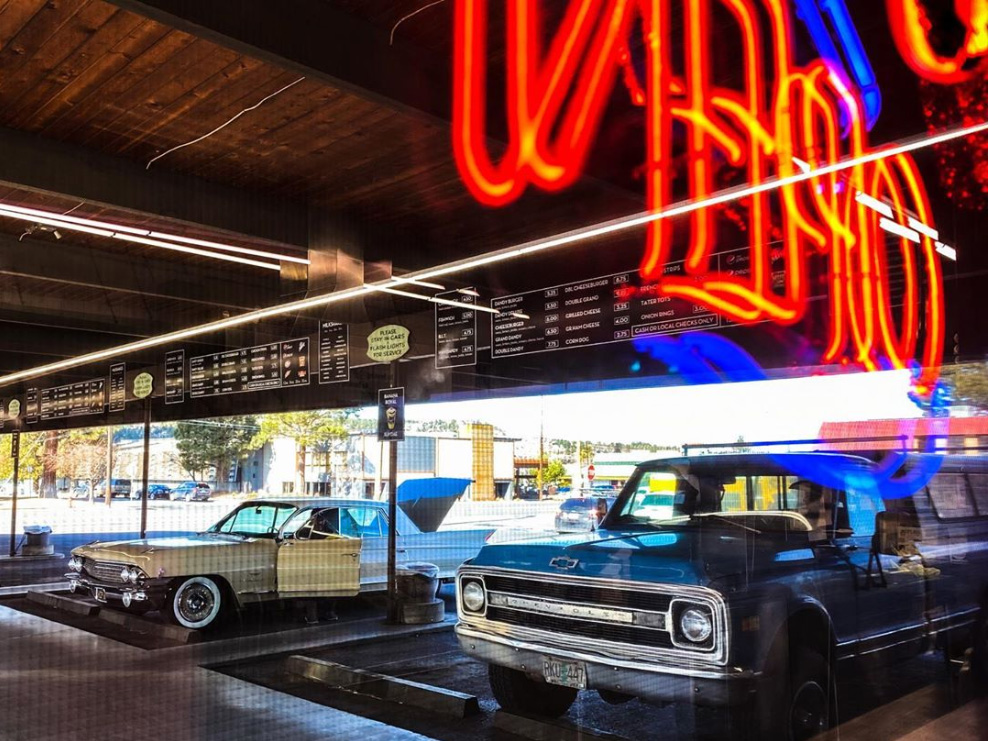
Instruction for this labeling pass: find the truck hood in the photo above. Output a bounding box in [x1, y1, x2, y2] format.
[73, 533, 260, 577]
[469, 529, 705, 584]
[468, 526, 805, 585]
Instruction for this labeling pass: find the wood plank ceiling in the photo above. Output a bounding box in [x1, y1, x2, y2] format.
[0, 0, 644, 266]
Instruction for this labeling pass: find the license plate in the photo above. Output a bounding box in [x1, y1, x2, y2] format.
[543, 658, 586, 689]
[94, 587, 107, 603]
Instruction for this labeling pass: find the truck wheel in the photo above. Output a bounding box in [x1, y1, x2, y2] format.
[164, 576, 224, 630]
[784, 648, 834, 741]
[488, 664, 577, 717]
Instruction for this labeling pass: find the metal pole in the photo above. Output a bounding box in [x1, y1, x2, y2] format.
[139, 397, 151, 539]
[104, 426, 113, 507]
[386, 359, 399, 624]
[9, 432, 20, 558]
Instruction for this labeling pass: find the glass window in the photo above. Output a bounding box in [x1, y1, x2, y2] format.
[966, 473, 988, 516]
[843, 489, 884, 538]
[212, 504, 297, 537]
[339, 507, 390, 537]
[928, 474, 977, 520]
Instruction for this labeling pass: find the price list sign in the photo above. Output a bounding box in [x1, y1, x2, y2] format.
[108, 363, 126, 412]
[435, 290, 477, 368]
[40, 378, 106, 420]
[25, 388, 39, 424]
[165, 350, 185, 405]
[318, 322, 350, 384]
[491, 262, 720, 358]
[190, 337, 311, 398]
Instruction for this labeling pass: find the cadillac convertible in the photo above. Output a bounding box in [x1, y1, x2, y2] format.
[456, 453, 988, 740]
[68, 480, 492, 630]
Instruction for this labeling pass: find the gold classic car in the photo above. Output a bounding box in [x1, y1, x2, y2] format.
[66, 494, 492, 629]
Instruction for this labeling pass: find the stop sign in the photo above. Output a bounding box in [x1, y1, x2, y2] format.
[587, 464, 595, 481]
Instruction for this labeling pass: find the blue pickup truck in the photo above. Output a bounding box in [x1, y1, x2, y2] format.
[456, 452, 988, 739]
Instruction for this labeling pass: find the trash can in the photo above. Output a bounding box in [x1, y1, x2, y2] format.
[22, 525, 53, 557]
[395, 562, 444, 624]
[396, 562, 439, 601]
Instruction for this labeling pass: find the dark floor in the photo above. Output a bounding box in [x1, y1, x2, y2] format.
[215, 628, 974, 741]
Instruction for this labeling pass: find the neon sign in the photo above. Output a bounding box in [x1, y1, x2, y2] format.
[887, 0, 988, 83]
[453, 0, 945, 388]
[794, 0, 882, 129]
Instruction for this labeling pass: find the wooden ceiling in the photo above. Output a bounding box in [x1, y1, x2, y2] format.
[0, 0, 644, 270]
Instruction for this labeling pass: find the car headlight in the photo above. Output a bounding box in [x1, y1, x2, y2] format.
[461, 580, 486, 613]
[679, 607, 713, 643]
[68, 556, 83, 572]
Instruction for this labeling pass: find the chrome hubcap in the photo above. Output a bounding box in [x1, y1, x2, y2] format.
[178, 585, 214, 623]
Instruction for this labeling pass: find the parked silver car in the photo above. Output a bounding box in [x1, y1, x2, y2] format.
[554, 496, 615, 532]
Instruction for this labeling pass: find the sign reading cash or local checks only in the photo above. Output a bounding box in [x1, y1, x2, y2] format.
[7, 399, 20, 418]
[133, 372, 154, 399]
[377, 387, 405, 442]
[367, 325, 410, 363]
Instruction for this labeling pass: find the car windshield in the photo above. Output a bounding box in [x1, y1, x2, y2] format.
[608, 463, 873, 538]
[207, 503, 298, 537]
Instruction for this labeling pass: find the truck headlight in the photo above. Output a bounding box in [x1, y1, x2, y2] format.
[461, 580, 486, 613]
[679, 607, 713, 643]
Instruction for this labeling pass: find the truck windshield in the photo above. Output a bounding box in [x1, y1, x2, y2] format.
[611, 465, 849, 537]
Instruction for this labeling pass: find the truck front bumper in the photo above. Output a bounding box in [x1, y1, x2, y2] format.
[456, 623, 757, 707]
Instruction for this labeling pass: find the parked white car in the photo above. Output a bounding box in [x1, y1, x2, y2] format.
[68, 493, 493, 630]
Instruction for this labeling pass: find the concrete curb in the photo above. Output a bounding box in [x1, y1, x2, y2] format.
[98, 608, 201, 644]
[286, 654, 480, 717]
[493, 711, 625, 740]
[0, 581, 69, 597]
[26, 590, 99, 617]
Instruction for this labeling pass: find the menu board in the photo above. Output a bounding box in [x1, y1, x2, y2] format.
[318, 322, 350, 384]
[39, 378, 106, 420]
[25, 388, 39, 424]
[489, 248, 819, 358]
[165, 350, 185, 405]
[491, 262, 719, 358]
[108, 363, 126, 412]
[190, 337, 311, 398]
[435, 290, 477, 368]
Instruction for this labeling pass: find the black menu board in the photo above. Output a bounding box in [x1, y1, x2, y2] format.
[40, 378, 106, 420]
[435, 290, 477, 368]
[318, 322, 350, 384]
[25, 388, 38, 424]
[108, 363, 126, 412]
[165, 350, 185, 405]
[190, 337, 311, 398]
[491, 261, 720, 358]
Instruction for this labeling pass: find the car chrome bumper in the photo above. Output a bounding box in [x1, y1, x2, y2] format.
[66, 575, 168, 609]
[456, 623, 757, 707]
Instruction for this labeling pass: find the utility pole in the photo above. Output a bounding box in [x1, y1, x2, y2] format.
[139, 398, 151, 538]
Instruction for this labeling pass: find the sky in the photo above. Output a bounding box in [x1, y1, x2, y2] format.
[361, 369, 922, 447]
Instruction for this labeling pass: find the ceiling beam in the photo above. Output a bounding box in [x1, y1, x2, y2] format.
[105, 0, 450, 123]
[0, 126, 308, 247]
[0, 231, 276, 312]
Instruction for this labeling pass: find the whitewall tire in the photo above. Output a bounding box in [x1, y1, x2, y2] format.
[169, 576, 223, 630]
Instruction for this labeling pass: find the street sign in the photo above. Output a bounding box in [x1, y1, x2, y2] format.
[7, 399, 20, 418]
[377, 387, 405, 442]
[587, 464, 596, 481]
[367, 325, 410, 363]
[133, 372, 154, 399]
